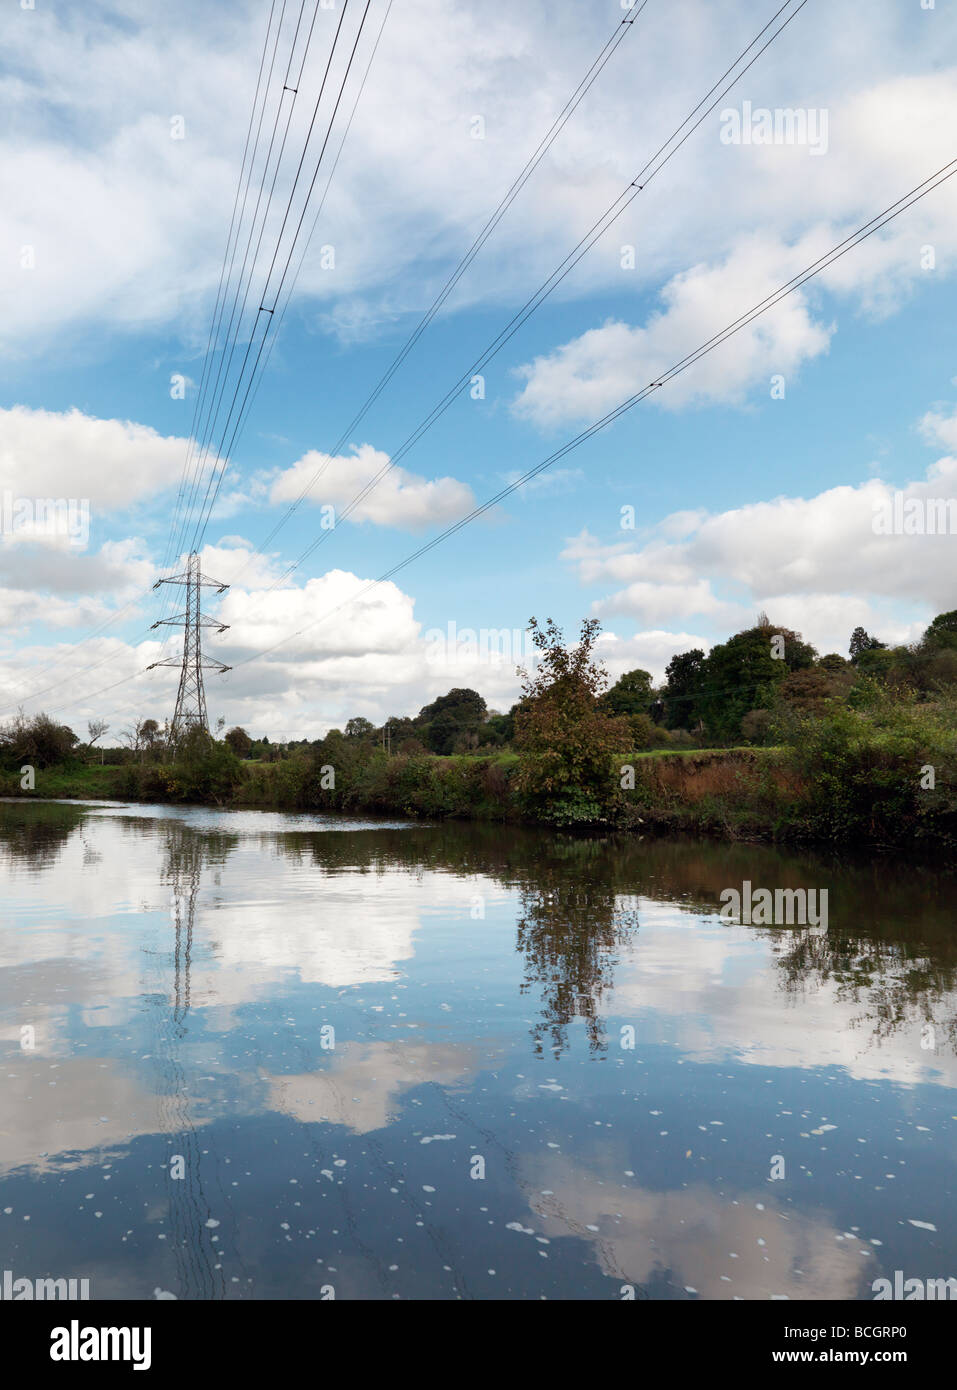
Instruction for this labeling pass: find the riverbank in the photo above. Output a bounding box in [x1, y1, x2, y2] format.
[4, 742, 954, 848]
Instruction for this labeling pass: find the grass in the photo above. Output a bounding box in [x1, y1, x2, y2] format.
[3, 763, 128, 800]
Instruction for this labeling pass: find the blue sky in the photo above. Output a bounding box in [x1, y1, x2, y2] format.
[0, 0, 955, 739]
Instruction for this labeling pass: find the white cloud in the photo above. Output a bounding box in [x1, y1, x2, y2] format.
[594, 628, 711, 685]
[562, 424, 957, 655]
[920, 406, 957, 454]
[218, 568, 418, 660]
[0, 588, 117, 633]
[0, 405, 186, 510]
[511, 61, 957, 427]
[0, 538, 155, 642]
[2, 1, 955, 362]
[512, 231, 836, 426]
[268, 443, 475, 530]
[593, 578, 732, 627]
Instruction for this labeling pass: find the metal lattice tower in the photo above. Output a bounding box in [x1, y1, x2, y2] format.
[147, 552, 231, 745]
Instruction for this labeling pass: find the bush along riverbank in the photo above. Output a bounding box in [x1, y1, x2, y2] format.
[3, 615, 957, 850]
[3, 708, 956, 851]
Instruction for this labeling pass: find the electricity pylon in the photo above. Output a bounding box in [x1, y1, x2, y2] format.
[147, 551, 231, 745]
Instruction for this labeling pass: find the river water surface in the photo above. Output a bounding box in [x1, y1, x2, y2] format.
[0, 797, 955, 1300]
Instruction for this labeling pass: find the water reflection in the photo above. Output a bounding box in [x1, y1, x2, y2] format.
[0, 799, 955, 1299]
[0, 799, 87, 872]
[514, 839, 640, 1056]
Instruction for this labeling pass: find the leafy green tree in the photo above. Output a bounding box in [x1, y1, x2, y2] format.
[0, 712, 78, 769]
[514, 617, 628, 824]
[740, 708, 774, 744]
[225, 726, 254, 757]
[818, 653, 848, 672]
[417, 688, 487, 755]
[854, 646, 901, 679]
[476, 709, 514, 748]
[662, 648, 705, 729]
[922, 610, 957, 651]
[849, 626, 885, 661]
[698, 620, 815, 740]
[345, 717, 376, 740]
[600, 668, 652, 717]
[166, 727, 243, 801]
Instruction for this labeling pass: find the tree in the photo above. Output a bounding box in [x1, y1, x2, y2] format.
[514, 617, 628, 824]
[141, 719, 161, 749]
[87, 718, 110, 764]
[776, 667, 842, 717]
[849, 626, 885, 661]
[225, 726, 253, 757]
[921, 610, 957, 652]
[662, 648, 705, 729]
[697, 620, 815, 740]
[344, 717, 376, 740]
[817, 653, 848, 672]
[853, 645, 901, 681]
[740, 708, 774, 744]
[416, 688, 487, 755]
[0, 711, 78, 769]
[122, 718, 159, 762]
[600, 668, 652, 718]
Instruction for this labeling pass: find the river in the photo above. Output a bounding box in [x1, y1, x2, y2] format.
[0, 797, 954, 1300]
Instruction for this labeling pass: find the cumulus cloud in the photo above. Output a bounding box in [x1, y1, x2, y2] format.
[512, 231, 835, 426]
[562, 425, 957, 655]
[0, 550, 540, 737]
[218, 567, 419, 660]
[0, 405, 186, 510]
[268, 443, 475, 529]
[3, 0, 955, 363]
[594, 627, 712, 685]
[920, 406, 957, 454]
[510, 62, 957, 428]
[0, 588, 118, 634]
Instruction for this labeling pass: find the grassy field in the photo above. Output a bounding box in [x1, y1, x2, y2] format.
[2, 763, 128, 800]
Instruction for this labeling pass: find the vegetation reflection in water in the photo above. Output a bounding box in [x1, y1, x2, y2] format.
[0, 799, 955, 1300]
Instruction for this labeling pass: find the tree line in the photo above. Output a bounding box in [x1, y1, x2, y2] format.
[3, 608, 954, 774]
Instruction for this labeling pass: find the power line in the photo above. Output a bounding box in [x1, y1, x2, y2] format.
[169, 0, 325, 575]
[225, 0, 396, 510]
[182, 0, 375, 560]
[220, 158, 957, 680]
[6, 0, 792, 708]
[227, 0, 652, 588]
[160, 0, 289, 583]
[247, 0, 811, 599]
[9, 1, 369, 714]
[4, 1, 298, 693]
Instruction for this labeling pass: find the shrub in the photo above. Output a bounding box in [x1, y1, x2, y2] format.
[514, 618, 628, 825]
[785, 694, 957, 844]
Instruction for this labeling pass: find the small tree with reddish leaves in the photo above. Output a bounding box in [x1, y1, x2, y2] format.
[514, 617, 629, 825]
